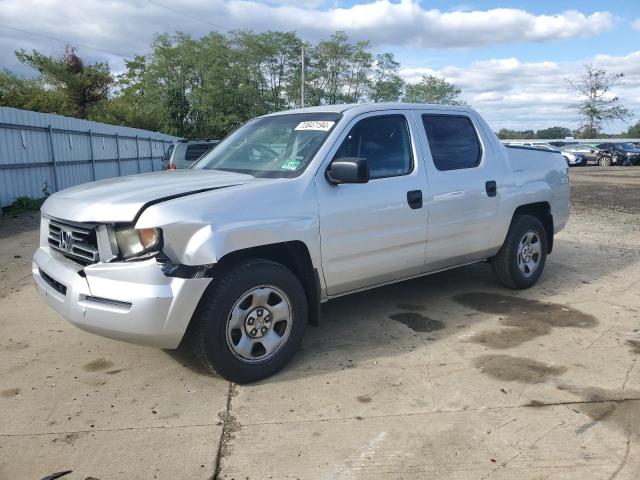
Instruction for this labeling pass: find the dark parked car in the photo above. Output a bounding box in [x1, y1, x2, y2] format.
[163, 139, 220, 170]
[595, 143, 640, 166]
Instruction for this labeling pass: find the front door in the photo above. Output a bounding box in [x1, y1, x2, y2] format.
[316, 112, 428, 295]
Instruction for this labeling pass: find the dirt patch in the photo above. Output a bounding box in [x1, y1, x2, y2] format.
[1, 388, 20, 398]
[569, 167, 640, 215]
[82, 358, 114, 372]
[389, 312, 445, 332]
[474, 354, 567, 384]
[454, 292, 597, 349]
[357, 395, 372, 403]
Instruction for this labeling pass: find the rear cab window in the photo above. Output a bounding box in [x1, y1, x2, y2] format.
[172, 143, 217, 168]
[421, 115, 482, 171]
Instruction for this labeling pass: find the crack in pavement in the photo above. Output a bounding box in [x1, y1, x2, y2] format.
[213, 382, 238, 480]
[607, 437, 631, 480]
[0, 422, 221, 437]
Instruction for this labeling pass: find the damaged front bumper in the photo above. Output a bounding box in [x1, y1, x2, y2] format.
[32, 246, 211, 348]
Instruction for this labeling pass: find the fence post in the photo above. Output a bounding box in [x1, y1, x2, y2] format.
[149, 137, 154, 171]
[88, 130, 96, 181]
[135, 135, 140, 173]
[115, 132, 122, 176]
[47, 125, 59, 192]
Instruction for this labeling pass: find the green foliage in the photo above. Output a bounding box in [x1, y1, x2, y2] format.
[535, 126, 572, 139]
[5, 196, 45, 215]
[0, 70, 69, 113]
[403, 75, 465, 105]
[370, 53, 405, 102]
[497, 129, 536, 140]
[626, 121, 640, 138]
[1, 31, 472, 138]
[15, 46, 112, 119]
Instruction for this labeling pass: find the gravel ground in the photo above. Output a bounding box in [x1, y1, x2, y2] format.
[1, 166, 639, 480]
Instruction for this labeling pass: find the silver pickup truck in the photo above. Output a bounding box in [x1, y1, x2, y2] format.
[33, 103, 570, 382]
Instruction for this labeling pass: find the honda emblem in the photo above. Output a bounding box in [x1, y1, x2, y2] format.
[60, 228, 74, 252]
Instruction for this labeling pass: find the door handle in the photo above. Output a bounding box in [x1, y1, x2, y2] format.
[485, 181, 497, 197]
[407, 190, 423, 209]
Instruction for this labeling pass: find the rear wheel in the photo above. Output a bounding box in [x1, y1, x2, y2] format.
[492, 215, 547, 290]
[190, 259, 307, 383]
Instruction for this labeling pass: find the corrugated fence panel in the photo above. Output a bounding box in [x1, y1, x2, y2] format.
[0, 107, 179, 207]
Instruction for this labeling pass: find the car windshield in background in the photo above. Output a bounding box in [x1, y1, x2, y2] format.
[618, 143, 638, 150]
[193, 113, 341, 178]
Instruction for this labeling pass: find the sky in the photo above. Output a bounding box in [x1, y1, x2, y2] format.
[1, 0, 639, 132]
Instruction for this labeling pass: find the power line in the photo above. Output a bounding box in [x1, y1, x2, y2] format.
[147, 0, 227, 31]
[0, 24, 132, 58]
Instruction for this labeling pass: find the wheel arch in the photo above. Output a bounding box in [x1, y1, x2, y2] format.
[512, 202, 554, 253]
[210, 241, 322, 326]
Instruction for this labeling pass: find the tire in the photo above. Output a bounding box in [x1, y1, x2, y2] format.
[190, 258, 307, 383]
[598, 155, 612, 167]
[491, 215, 547, 290]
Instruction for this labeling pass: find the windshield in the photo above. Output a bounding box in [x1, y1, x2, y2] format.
[619, 143, 637, 150]
[193, 113, 341, 178]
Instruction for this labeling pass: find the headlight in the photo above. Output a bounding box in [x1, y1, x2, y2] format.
[114, 227, 162, 259]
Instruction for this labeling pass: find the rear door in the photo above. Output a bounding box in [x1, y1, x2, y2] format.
[414, 110, 502, 271]
[316, 111, 428, 295]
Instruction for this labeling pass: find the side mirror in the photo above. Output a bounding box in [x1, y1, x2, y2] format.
[326, 157, 369, 184]
[590, 149, 596, 153]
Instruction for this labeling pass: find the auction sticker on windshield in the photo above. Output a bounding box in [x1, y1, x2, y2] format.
[295, 121, 335, 131]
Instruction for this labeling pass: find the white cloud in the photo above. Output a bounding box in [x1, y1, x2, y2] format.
[401, 51, 640, 132]
[0, 0, 613, 71]
[633, 18, 640, 31]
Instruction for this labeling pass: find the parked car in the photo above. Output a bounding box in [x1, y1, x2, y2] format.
[508, 143, 585, 166]
[33, 104, 570, 383]
[563, 144, 612, 166]
[595, 142, 640, 166]
[163, 139, 219, 170]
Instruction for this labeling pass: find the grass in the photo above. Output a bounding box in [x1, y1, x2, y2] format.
[3, 196, 45, 216]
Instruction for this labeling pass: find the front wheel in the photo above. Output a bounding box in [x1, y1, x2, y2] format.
[598, 155, 612, 167]
[190, 259, 307, 383]
[491, 215, 547, 290]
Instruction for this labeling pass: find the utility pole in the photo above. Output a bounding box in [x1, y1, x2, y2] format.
[301, 43, 305, 108]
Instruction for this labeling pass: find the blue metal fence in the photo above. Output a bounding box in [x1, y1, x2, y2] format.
[0, 107, 178, 207]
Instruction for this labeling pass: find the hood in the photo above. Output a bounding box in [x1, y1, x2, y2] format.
[41, 169, 259, 223]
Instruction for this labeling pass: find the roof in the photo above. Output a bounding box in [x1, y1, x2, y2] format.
[262, 102, 473, 117]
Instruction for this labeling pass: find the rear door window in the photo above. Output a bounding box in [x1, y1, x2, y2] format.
[421, 115, 482, 171]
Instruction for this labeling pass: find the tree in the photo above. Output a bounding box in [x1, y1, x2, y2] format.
[497, 128, 535, 140]
[0, 70, 68, 113]
[403, 75, 465, 105]
[535, 126, 572, 139]
[627, 121, 640, 138]
[569, 64, 632, 137]
[370, 53, 405, 102]
[15, 46, 112, 118]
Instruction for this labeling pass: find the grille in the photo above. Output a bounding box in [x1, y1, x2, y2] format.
[48, 219, 100, 264]
[39, 269, 67, 295]
[83, 296, 132, 310]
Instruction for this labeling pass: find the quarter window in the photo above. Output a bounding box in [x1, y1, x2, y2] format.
[421, 115, 482, 171]
[334, 115, 412, 179]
